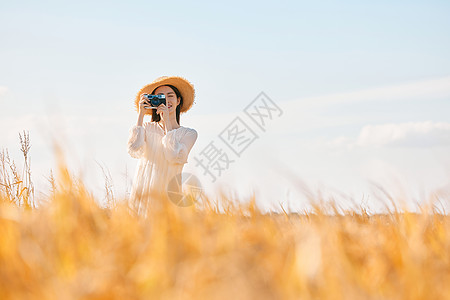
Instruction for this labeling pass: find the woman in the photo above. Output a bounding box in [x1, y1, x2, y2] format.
[127, 76, 198, 217]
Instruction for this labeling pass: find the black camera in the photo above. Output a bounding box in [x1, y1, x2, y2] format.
[143, 94, 166, 107]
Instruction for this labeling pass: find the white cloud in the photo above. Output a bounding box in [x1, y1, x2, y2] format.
[260, 76, 450, 139]
[284, 76, 450, 108]
[356, 121, 450, 148]
[326, 121, 450, 149]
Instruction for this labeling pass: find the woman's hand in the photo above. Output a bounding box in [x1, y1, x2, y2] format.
[156, 103, 169, 124]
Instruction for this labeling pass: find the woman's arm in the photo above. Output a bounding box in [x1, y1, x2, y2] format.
[162, 128, 198, 164]
[137, 112, 145, 127]
[127, 123, 147, 159]
[128, 97, 156, 159]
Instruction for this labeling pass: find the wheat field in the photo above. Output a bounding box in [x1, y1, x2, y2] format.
[1, 132, 449, 300]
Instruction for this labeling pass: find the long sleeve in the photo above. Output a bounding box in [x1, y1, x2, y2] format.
[127, 125, 146, 159]
[161, 128, 198, 165]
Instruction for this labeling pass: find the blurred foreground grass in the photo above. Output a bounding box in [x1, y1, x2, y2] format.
[1, 132, 449, 299]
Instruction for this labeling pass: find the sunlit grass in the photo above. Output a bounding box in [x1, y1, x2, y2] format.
[0, 132, 449, 299]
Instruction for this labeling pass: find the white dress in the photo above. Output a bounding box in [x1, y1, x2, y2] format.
[127, 121, 198, 216]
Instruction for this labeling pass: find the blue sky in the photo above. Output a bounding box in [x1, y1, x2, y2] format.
[1, 0, 450, 212]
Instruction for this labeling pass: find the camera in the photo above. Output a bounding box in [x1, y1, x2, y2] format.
[143, 94, 166, 107]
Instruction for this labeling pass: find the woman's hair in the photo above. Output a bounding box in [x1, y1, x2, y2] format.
[150, 84, 183, 124]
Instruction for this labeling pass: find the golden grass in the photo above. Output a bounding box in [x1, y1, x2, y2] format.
[0, 132, 449, 299]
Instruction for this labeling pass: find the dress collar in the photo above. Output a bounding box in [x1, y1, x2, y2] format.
[156, 122, 183, 134]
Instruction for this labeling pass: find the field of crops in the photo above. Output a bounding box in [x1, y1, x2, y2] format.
[1, 135, 449, 299]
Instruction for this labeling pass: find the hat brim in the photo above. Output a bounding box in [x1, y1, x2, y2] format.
[134, 76, 195, 115]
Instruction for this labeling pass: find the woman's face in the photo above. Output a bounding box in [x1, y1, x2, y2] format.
[153, 85, 180, 115]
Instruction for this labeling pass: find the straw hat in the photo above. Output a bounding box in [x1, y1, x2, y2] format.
[134, 76, 196, 114]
